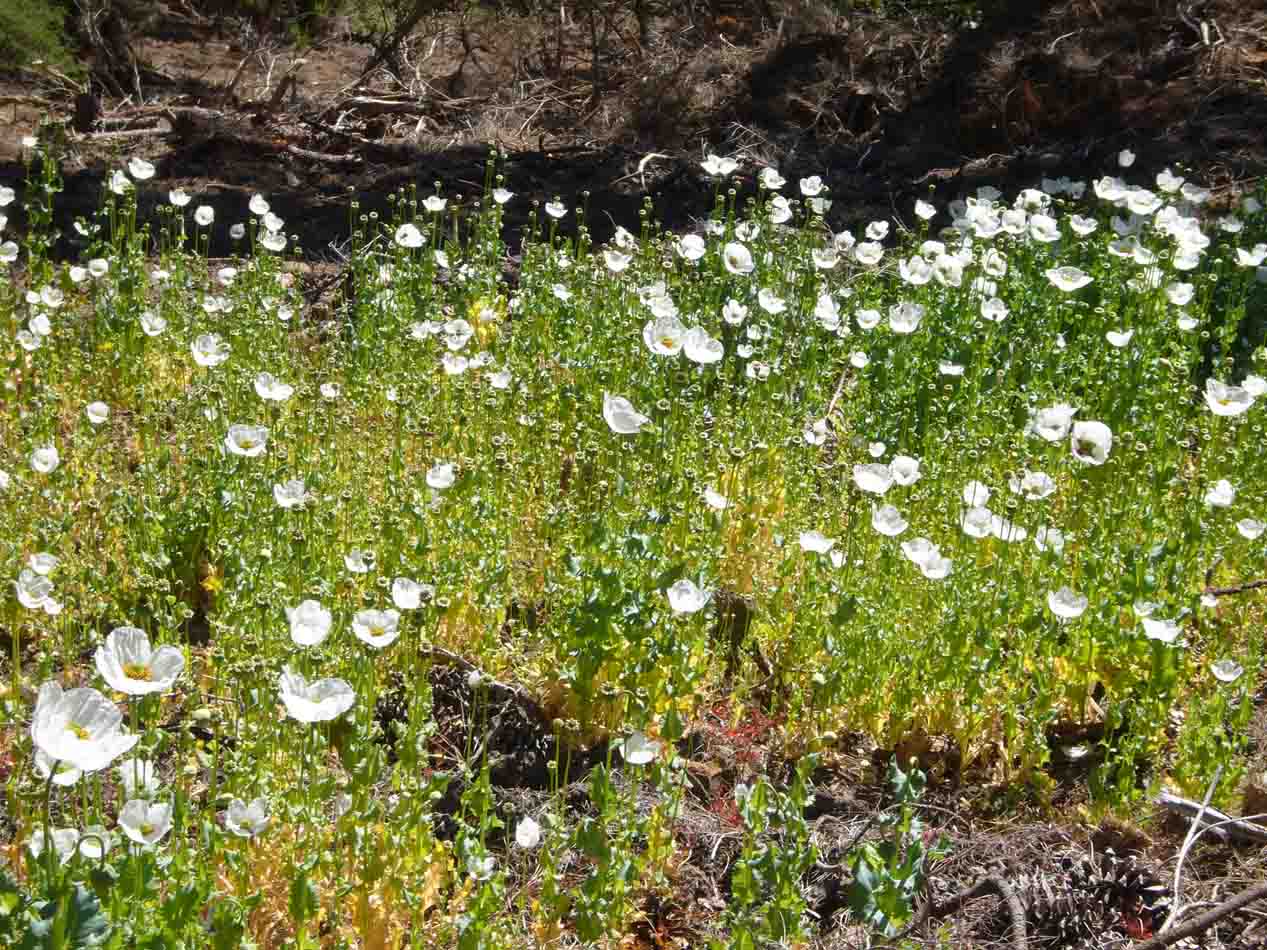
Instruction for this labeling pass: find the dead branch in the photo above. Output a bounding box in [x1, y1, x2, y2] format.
[1204, 578, 1267, 597]
[78, 123, 172, 140]
[891, 875, 1027, 950]
[285, 144, 362, 165]
[1155, 789, 1267, 845]
[1131, 880, 1267, 950]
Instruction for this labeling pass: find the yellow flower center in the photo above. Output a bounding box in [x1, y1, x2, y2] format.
[369, 624, 384, 638]
[660, 337, 676, 349]
[140, 823, 154, 836]
[238, 436, 258, 449]
[123, 662, 153, 681]
[66, 722, 90, 740]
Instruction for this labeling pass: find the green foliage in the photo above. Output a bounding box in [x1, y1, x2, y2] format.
[847, 759, 947, 936]
[0, 872, 113, 950]
[721, 755, 819, 948]
[0, 0, 77, 74]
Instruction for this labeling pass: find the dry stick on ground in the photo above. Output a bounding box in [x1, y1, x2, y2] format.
[1204, 577, 1267, 596]
[888, 874, 1028, 950]
[1155, 789, 1267, 844]
[1131, 881, 1267, 950]
[1163, 765, 1224, 935]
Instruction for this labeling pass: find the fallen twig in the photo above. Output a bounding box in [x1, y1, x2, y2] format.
[891, 874, 1027, 950]
[1204, 577, 1267, 597]
[1155, 789, 1267, 844]
[1163, 765, 1222, 935]
[285, 143, 362, 165]
[1132, 880, 1267, 950]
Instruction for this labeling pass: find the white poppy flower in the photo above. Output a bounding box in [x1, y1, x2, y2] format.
[194, 205, 214, 226]
[757, 288, 786, 314]
[254, 372, 294, 402]
[1070, 421, 1112, 465]
[1047, 587, 1088, 619]
[1205, 479, 1235, 507]
[28, 553, 58, 576]
[35, 749, 82, 788]
[1204, 378, 1255, 417]
[352, 609, 401, 649]
[225, 424, 268, 457]
[127, 157, 155, 180]
[287, 600, 332, 647]
[96, 626, 184, 696]
[260, 231, 286, 252]
[1243, 375, 1267, 397]
[759, 167, 785, 190]
[956, 500, 997, 539]
[0, 240, 18, 263]
[1026, 403, 1077, 441]
[1210, 660, 1243, 684]
[392, 577, 433, 610]
[1106, 329, 1134, 348]
[426, 462, 456, 490]
[109, 170, 132, 195]
[423, 195, 447, 214]
[803, 418, 829, 446]
[395, 223, 424, 248]
[722, 299, 748, 325]
[1069, 214, 1098, 236]
[117, 758, 161, 798]
[225, 797, 270, 837]
[30, 682, 139, 773]
[871, 505, 907, 537]
[544, 199, 567, 218]
[30, 446, 59, 474]
[798, 530, 836, 554]
[344, 549, 373, 574]
[604, 248, 631, 272]
[1237, 518, 1265, 540]
[1142, 618, 1181, 644]
[643, 314, 687, 356]
[683, 327, 724, 364]
[814, 293, 841, 331]
[620, 730, 662, 765]
[138, 311, 167, 336]
[1033, 525, 1065, 554]
[889, 455, 921, 486]
[853, 463, 894, 495]
[493, 187, 513, 204]
[515, 815, 542, 849]
[15, 569, 53, 609]
[273, 479, 312, 509]
[667, 579, 710, 615]
[28, 828, 79, 864]
[278, 666, 355, 723]
[603, 393, 650, 434]
[888, 302, 924, 334]
[703, 487, 730, 510]
[989, 515, 1027, 543]
[962, 481, 991, 507]
[1010, 470, 1056, 500]
[1045, 266, 1092, 291]
[700, 153, 739, 178]
[722, 241, 754, 274]
[1118, 148, 1135, 168]
[119, 799, 173, 848]
[915, 199, 936, 220]
[191, 333, 229, 367]
[676, 234, 706, 261]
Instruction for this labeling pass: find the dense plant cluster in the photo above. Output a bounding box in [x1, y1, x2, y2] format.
[0, 139, 1263, 944]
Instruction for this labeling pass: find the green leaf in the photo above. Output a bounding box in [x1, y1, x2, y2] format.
[288, 870, 318, 926]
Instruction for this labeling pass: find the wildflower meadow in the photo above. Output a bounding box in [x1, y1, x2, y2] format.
[0, 137, 1265, 947]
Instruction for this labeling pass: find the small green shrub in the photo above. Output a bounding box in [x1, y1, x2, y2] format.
[0, 0, 79, 73]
